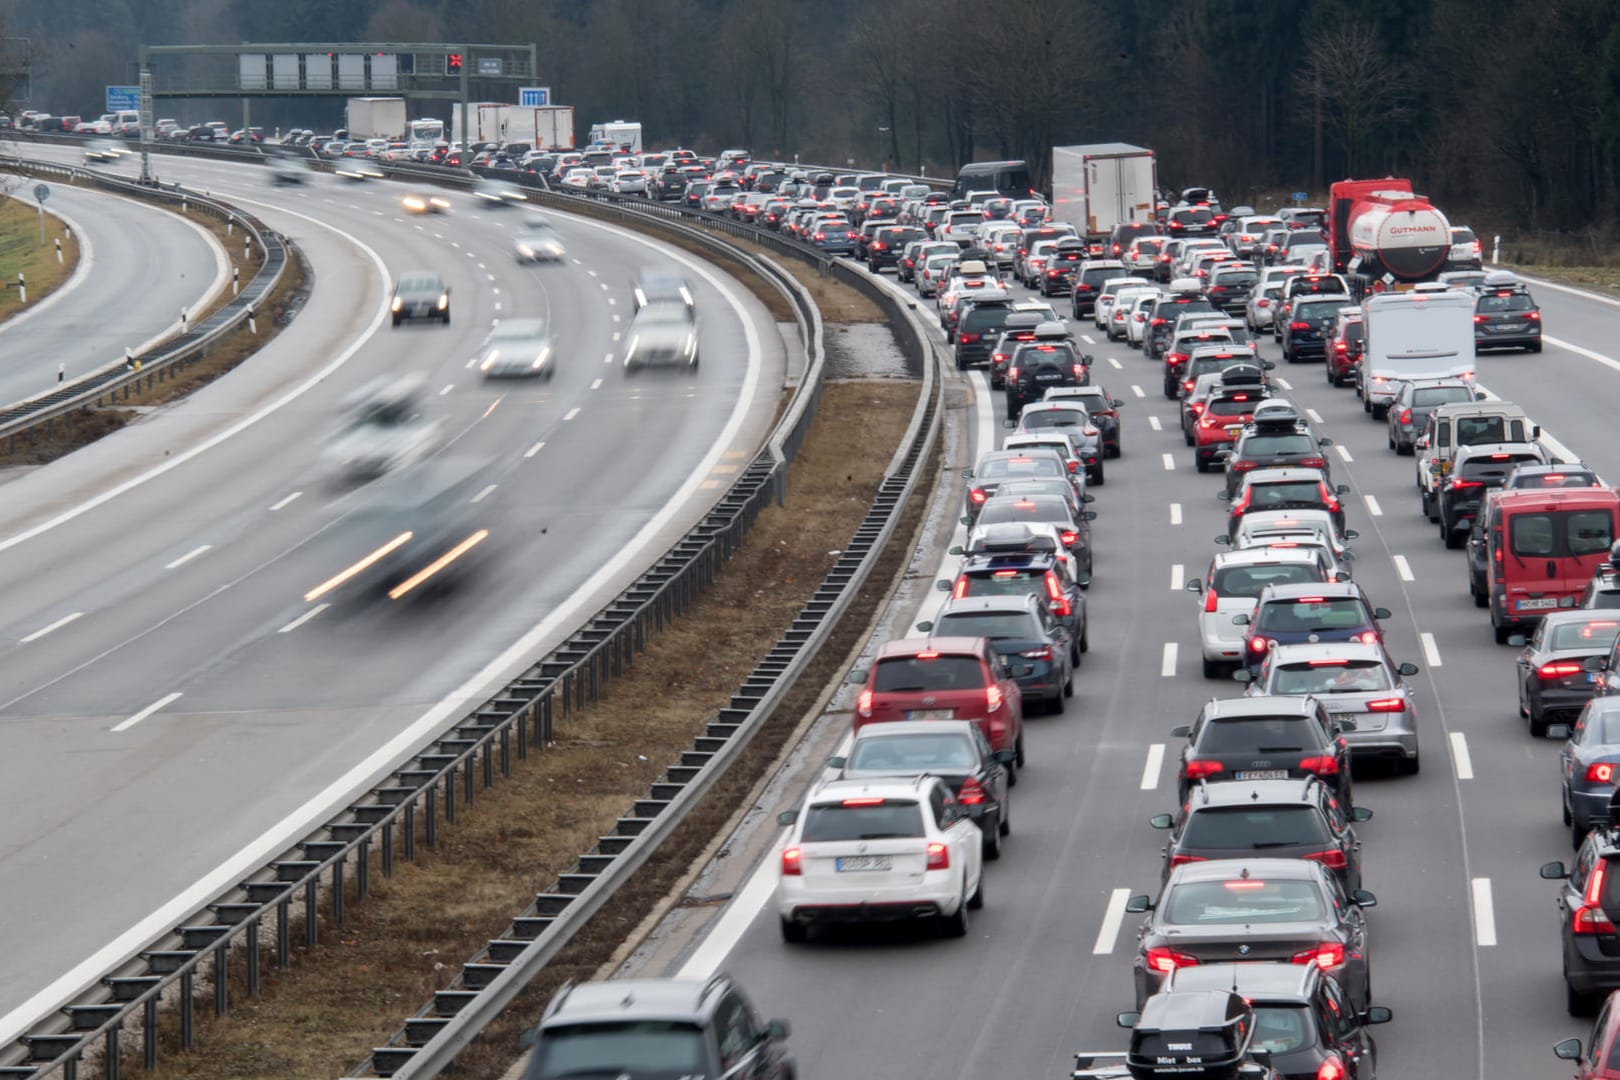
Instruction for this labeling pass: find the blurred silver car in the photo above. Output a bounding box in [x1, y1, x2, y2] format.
[513, 220, 566, 263]
[473, 179, 529, 206]
[324, 375, 442, 481]
[624, 302, 699, 371]
[1241, 641, 1421, 773]
[478, 318, 555, 380]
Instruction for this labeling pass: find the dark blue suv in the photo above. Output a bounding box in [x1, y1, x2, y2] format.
[1236, 581, 1391, 674]
[1280, 294, 1353, 363]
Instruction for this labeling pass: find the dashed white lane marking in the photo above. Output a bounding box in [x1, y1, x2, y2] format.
[1170, 563, 1184, 591]
[1092, 888, 1132, 955]
[590, 378, 603, 390]
[268, 491, 302, 512]
[1148, 415, 1162, 431]
[1421, 632, 1443, 668]
[439, 384, 454, 396]
[1365, 495, 1383, 516]
[1274, 377, 1293, 390]
[20, 612, 82, 644]
[604, 352, 615, 365]
[587, 269, 598, 277]
[1335, 444, 1354, 463]
[1081, 333, 1096, 345]
[612, 332, 622, 342]
[1170, 503, 1182, 526]
[1306, 408, 1324, 423]
[165, 545, 211, 570]
[1131, 385, 1146, 398]
[111, 692, 183, 733]
[562, 407, 581, 422]
[277, 604, 329, 634]
[471, 484, 498, 504]
[1140, 743, 1166, 791]
[1472, 878, 1497, 946]
[1108, 357, 1122, 369]
[612, 314, 621, 323]
[487, 274, 496, 283]
[465, 356, 478, 370]
[1161, 642, 1179, 677]
[524, 440, 546, 459]
[1450, 732, 1474, 780]
[450, 241, 460, 248]
[1162, 453, 1175, 471]
[607, 297, 617, 305]
[1393, 555, 1415, 582]
[477, 262, 485, 270]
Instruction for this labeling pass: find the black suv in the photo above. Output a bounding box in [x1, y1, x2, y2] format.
[1220, 403, 1335, 497]
[1170, 695, 1351, 805]
[1280, 294, 1353, 363]
[520, 975, 794, 1079]
[655, 168, 687, 201]
[869, 224, 925, 273]
[1080, 989, 1269, 1080]
[954, 298, 1018, 372]
[1145, 290, 1219, 362]
[950, 542, 1088, 644]
[1005, 342, 1088, 421]
[1541, 799, 1620, 1014]
[1041, 238, 1087, 297]
[1438, 443, 1549, 548]
[1474, 273, 1543, 353]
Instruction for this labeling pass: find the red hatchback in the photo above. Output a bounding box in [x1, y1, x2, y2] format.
[853, 637, 1025, 776]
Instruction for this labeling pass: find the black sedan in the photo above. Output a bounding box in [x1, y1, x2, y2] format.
[1128, 859, 1375, 1012]
[390, 272, 451, 326]
[1561, 697, 1620, 847]
[1513, 611, 1620, 736]
[1170, 695, 1352, 805]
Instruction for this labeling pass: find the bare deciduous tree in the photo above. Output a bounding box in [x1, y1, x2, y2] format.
[1295, 19, 1409, 179]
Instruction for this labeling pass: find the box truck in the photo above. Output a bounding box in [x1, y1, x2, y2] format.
[587, 120, 642, 153]
[1358, 287, 1477, 417]
[452, 104, 576, 150]
[1051, 143, 1157, 245]
[345, 97, 406, 140]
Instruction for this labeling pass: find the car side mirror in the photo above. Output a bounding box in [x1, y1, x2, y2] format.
[1350, 888, 1377, 908]
[1585, 655, 1608, 673]
[1185, 579, 1204, 595]
[1232, 613, 1250, 625]
[936, 579, 953, 592]
[1336, 484, 1350, 495]
[961, 468, 975, 479]
[1232, 669, 1253, 683]
[519, 1027, 540, 1048]
[948, 544, 967, 557]
[1002, 419, 1016, 429]
[916, 620, 934, 633]
[826, 756, 848, 772]
[1416, 436, 1430, 450]
[1549, 723, 1572, 740]
[1262, 360, 1276, 370]
[1554, 1038, 1583, 1062]
[777, 809, 799, 827]
[1216, 491, 1232, 502]
[1149, 813, 1174, 829]
[1334, 570, 1352, 582]
[1112, 398, 1124, 408]
[846, 669, 868, 684]
[1116, 1011, 1142, 1029]
[1350, 806, 1374, 823]
[1397, 662, 1419, 677]
[1373, 606, 1392, 620]
[1474, 391, 1488, 402]
[1212, 449, 1232, 462]
[1215, 534, 1232, 545]
[1318, 437, 1334, 447]
[1343, 530, 1359, 541]
[994, 749, 1017, 765]
[1082, 493, 1096, 503]
[960, 515, 972, 526]
[1507, 633, 1527, 647]
[1124, 894, 1154, 913]
[767, 1018, 791, 1040]
[1363, 1005, 1393, 1025]
[1170, 724, 1191, 738]
[1084, 510, 1099, 521]
[1540, 860, 1571, 880]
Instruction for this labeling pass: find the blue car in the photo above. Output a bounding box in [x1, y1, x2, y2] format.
[1235, 581, 1391, 674]
[806, 221, 857, 255]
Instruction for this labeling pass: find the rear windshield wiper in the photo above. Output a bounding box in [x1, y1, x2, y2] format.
[1257, 746, 1304, 753]
[1250, 840, 1301, 849]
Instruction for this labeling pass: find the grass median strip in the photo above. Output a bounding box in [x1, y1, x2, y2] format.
[0, 191, 80, 322]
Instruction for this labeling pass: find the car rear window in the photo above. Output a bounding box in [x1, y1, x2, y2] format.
[948, 212, 981, 227]
[1208, 397, 1260, 418]
[1255, 598, 1368, 632]
[960, 568, 1045, 598]
[1415, 386, 1473, 407]
[849, 733, 979, 772]
[873, 655, 984, 692]
[1198, 715, 1320, 753]
[1242, 433, 1316, 456]
[978, 456, 1064, 480]
[1174, 208, 1213, 225]
[1478, 293, 1535, 313]
[1245, 482, 1326, 508]
[962, 307, 1014, 334]
[1271, 660, 1391, 694]
[935, 611, 1038, 640]
[1215, 269, 1258, 286]
[1251, 1005, 1315, 1055]
[534, 1021, 706, 1077]
[1134, 238, 1165, 255]
[1182, 806, 1331, 849]
[1163, 879, 1326, 925]
[1212, 563, 1322, 597]
[802, 799, 925, 841]
[978, 497, 1072, 527]
[1458, 455, 1542, 482]
[1020, 408, 1088, 430]
[1547, 621, 1620, 652]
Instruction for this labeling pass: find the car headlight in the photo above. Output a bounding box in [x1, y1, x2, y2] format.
[437, 294, 449, 310]
[390, 296, 403, 312]
[431, 196, 451, 210]
[404, 196, 425, 210]
[684, 336, 696, 356]
[546, 242, 564, 256]
[625, 336, 639, 363]
[480, 351, 498, 371]
[679, 286, 694, 307]
[533, 346, 551, 369]
[517, 243, 535, 257]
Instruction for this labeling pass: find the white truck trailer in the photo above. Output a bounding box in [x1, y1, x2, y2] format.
[1051, 143, 1157, 245]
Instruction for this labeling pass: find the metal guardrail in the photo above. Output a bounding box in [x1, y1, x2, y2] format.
[0, 153, 288, 453]
[0, 148, 939, 1080]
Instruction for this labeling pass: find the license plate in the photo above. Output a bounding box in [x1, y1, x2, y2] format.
[835, 855, 892, 872]
[1517, 597, 1558, 611]
[1590, 672, 1602, 684]
[907, 709, 954, 721]
[1495, 323, 1523, 331]
[1328, 713, 1355, 724]
[1225, 424, 1242, 434]
[1236, 769, 1289, 780]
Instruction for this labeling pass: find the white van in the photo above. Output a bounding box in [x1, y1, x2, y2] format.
[1358, 289, 1476, 418]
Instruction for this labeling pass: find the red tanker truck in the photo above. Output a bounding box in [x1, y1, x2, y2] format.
[1328, 178, 1452, 294]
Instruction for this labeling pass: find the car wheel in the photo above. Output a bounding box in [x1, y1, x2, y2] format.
[1046, 692, 1065, 715]
[999, 795, 1011, 835]
[1080, 626, 1090, 654]
[1203, 657, 1222, 679]
[1564, 791, 1574, 826]
[1569, 981, 1600, 1017]
[391, 315, 402, 327]
[1444, 521, 1463, 549]
[779, 917, 808, 944]
[1184, 427, 1195, 447]
[1371, 404, 1387, 420]
[1194, 456, 1209, 474]
[941, 889, 971, 938]
[1529, 705, 1549, 737]
[1531, 341, 1543, 353]
[967, 871, 985, 910]
[1092, 462, 1105, 486]
[1396, 753, 1420, 776]
[1473, 587, 1487, 609]
[1015, 733, 1026, 768]
[982, 820, 1002, 861]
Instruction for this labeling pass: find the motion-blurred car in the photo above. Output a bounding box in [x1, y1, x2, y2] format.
[269, 157, 313, 185]
[323, 375, 442, 481]
[472, 179, 529, 205]
[402, 191, 452, 214]
[624, 301, 699, 371]
[513, 220, 566, 263]
[390, 272, 451, 326]
[478, 318, 556, 380]
[633, 269, 695, 312]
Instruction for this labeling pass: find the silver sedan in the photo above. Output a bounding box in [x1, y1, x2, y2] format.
[1240, 641, 1421, 774]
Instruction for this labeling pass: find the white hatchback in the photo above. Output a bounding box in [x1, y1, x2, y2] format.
[776, 775, 983, 941]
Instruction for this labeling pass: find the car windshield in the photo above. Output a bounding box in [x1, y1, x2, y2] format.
[1548, 621, 1620, 652]
[1198, 716, 1319, 753]
[1211, 563, 1322, 598]
[1250, 1005, 1315, 1055]
[1242, 433, 1316, 457]
[1271, 660, 1391, 694]
[802, 799, 925, 841]
[873, 655, 984, 692]
[1256, 598, 1368, 632]
[1478, 293, 1535, 313]
[531, 1020, 706, 1078]
[1163, 879, 1326, 925]
[398, 276, 442, 293]
[936, 611, 1039, 640]
[848, 733, 978, 772]
[1182, 806, 1331, 849]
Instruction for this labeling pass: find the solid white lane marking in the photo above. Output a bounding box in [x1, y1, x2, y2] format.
[1421, 632, 1443, 668]
[524, 440, 545, 459]
[1335, 444, 1354, 463]
[1472, 877, 1497, 946]
[111, 692, 182, 734]
[1092, 888, 1132, 955]
[1365, 495, 1382, 516]
[1170, 503, 1182, 526]
[269, 491, 302, 512]
[164, 544, 211, 570]
[589, 378, 603, 390]
[20, 612, 82, 644]
[1546, 334, 1620, 376]
[1450, 732, 1474, 780]
[1306, 408, 1324, 423]
[1393, 555, 1415, 582]
[1274, 377, 1293, 390]
[1131, 385, 1146, 398]
[1107, 357, 1122, 369]
[470, 484, 498, 504]
[676, 828, 787, 980]
[1162, 452, 1175, 471]
[1140, 744, 1166, 791]
[277, 604, 329, 634]
[562, 407, 581, 421]
[1147, 415, 1162, 431]
[1170, 563, 1184, 591]
[1161, 642, 1178, 677]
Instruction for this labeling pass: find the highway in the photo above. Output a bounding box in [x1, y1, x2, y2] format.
[644, 262, 1620, 1079]
[0, 180, 223, 407]
[0, 148, 788, 1034]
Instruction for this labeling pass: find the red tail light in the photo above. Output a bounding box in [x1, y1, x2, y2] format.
[957, 776, 986, 805]
[814, 232, 825, 240]
[1303, 848, 1348, 871]
[960, 333, 981, 344]
[781, 846, 802, 876]
[1203, 586, 1219, 613]
[1233, 460, 1260, 472]
[1317, 1055, 1347, 1080]
[1587, 763, 1616, 783]
[1072, 364, 1086, 380]
[1366, 698, 1407, 712]
[1575, 861, 1614, 934]
[970, 488, 987, 504]
[1298, 457, 1325, 469]
[1290, 321, 1310, 332]
[1334, 341, 1347, 353]
[1540, 661, 1585, 679]
[1169, 854, 1207, 869]
[1299, 754, 1340, 777]
[1060, 530, 1078, 546]
[1527, 311, 1542, 321]
[986, 685, 1004, 713]
[1473, 314, 1487, 324]
[953, 577, 969, 599]
[1044, 572, 1071, 617]
[1353, 630, 1380, 645]
[926, 841, 949, 870]
[856, 689, 873, 718]
[1145, 946, 1199, 974]
[1019, 646, 1053, 660]
[1167, 352, 1188, 367]
[1292, 941, 1346, 969]
[1183, 379, 1196, 393]
[1183, 759, 1225, 780]
[1248, 636, 1271, 653]
[1398, 408, 1412, 424]
[1007, 367, 1019, 381]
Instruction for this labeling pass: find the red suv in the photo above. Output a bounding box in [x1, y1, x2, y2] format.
[853, 637, 1025, 776]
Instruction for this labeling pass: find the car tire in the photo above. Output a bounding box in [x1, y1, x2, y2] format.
[1080, 626, 1090, 654]
[1529, 705, 1549, 737]
[1092, 462, 1105, 486]
[1473, 587, 1487, 609]
[779, 917, 808, 944]
[1396, 753, 1421, 776]
[1531, 341, 1543, 353]
[1184, 428, 1195, 447]
[982, 820, 1002, 861]
[967, 872, 985, 911]
[391, 315, 402, 327]
[942, 890, 971, 938]
[1371, 404, 1387, 420]
[1194, 456, 1209, 474]
[1015, 733, 1026, 768]
[1569, 981, 1600, 1017]
[1444, 521, 1463, 549]
[1000, 795, 1011, 835]
[1203, 657, 1222, 679]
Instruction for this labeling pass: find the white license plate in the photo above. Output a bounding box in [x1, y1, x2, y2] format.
[1225, 424, 1242, 434]
[1236, 769, 1289, 780]
[836, 855, 893, 872]
[1517, 597, 1559, 611]
[907, 709, 954, 721]
[1589, 672, 1602, 684]
[1329, 713, 1355, 724]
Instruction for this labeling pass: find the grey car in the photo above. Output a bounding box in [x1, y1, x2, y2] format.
[478, 318, 556, 380]
[1514, 610, 1620, 736]
[1241, 642, 1422, 774]
[624, 302, 700, 371]
[390, 271, 450, 326]
[1560, 697, 1620, 846]
[1386, 379, 1477, 456]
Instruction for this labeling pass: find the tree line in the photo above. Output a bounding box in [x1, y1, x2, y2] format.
[6, 0, 1620, 236]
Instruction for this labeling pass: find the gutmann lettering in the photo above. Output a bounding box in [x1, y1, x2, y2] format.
[1387, 225, 1441, 236]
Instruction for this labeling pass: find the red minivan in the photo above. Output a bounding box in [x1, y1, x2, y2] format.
[1488, 489, 1620, 644]
[853, 637, 1025, 774]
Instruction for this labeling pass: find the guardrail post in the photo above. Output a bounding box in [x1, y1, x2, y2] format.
[305, 878, 318, 946]
[143, 998, 158, 1067]
[180, 970, 194, 1048]
[104, 1028, 117, 1080]
[246, 919, 260, 996]
[424, 786, 437, 848]
[232, 265, 239, 296]
[179, 306, 187, 333]
[226, 215, 233, 237]
[332, 861, 345, 926]
[276, 896, 290, 967]
[16, 272, 24, 304]
[55, 237, 62, 264]
[445, 766, 457, 823]
[247, 304, 256, 335]
[357, 838, 371, 899]
[214, 941, 228, 1015]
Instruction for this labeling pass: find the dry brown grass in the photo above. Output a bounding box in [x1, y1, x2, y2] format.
[134, 375, 930, 1080]
[0, 192, 80, 321]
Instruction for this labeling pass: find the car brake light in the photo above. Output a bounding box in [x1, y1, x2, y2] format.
[1398, 408, 1412, 424]
[1574, 861, 1615, 934]
[1448, 478, 1483, 490]
[1203, 587, 1219, 613]
[1353, 630, 1380, 645]
[1366, 698, 1407, 712]
[1300, 754, 1339, 777]
[842, 797, 885, 807]
[1588, 763, 1617, 783]
[1020, 646, 1053, 660]
[856, 689, 873, 718]
[1073, 364, 1085, 380]
[781, 846, 802, 876]
[1292, 941, 1347, 970]
[1060, 530, 1078, 546]
[1317, 1055, 1347, 1080]
[986, 685, 1004, 713]
[1183, 759, 1225, 780]
[1145, 946, 1199, 974]
[1303, 848, 1348, 871]
[957, 776, 986, 805]
[1298, 457, 1326, 469]
[1527, 311, 1541, 321]
[1233, 460, 1260, 472]
[1540, 661, 1585, 679]
[1168, 854, 1207, 869]
[970, 488, 987, 504]
[960, 333, 980, 344]
[1007, 367, 1019, 381]
[926, 841, 949, 870]
[1183, 379, 1196, 393]
[1248, 636, 1271, 654]
[1290, 321, 1310, 331]
[953, 578, 969, 599]
[1473, 315, 1487, 324]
